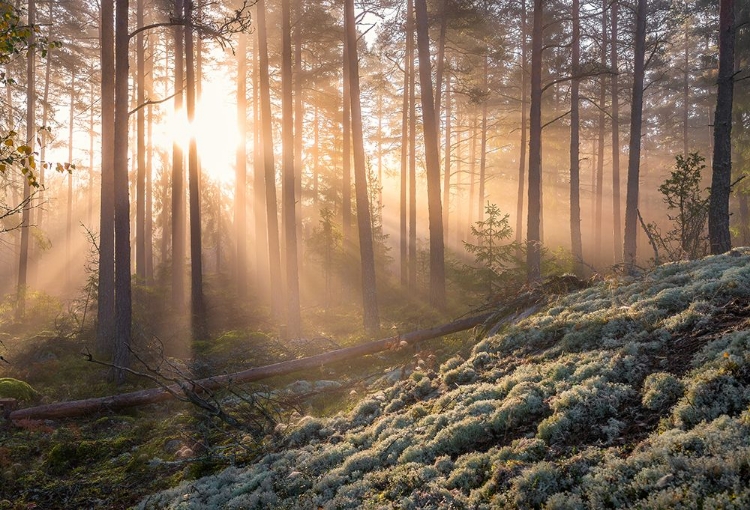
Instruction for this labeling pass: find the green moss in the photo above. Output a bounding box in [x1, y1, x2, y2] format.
[0, 378, 38, 401]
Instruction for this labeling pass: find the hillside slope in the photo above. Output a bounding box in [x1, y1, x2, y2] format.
[139, 250, 750, 509]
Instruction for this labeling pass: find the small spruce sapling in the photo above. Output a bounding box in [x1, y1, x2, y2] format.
[307, 208, 342, 309]
[463, 202, 518, 298]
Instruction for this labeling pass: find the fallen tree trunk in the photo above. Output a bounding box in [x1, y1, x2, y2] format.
[8, 312, 494, 422]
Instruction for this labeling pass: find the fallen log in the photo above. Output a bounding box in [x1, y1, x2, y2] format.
[7, 312, 494, 422]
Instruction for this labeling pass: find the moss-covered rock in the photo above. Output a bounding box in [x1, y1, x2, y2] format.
[0, 378, 38, 401]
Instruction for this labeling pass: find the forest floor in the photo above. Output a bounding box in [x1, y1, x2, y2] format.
[3, 250, 750, 508]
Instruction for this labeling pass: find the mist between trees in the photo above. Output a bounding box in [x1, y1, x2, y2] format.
[0, 0, 747, 377]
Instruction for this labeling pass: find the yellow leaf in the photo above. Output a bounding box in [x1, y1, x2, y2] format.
[4, 139, 13, 146]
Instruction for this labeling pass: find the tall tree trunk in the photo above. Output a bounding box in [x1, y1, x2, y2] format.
[135, 0, 146, 280]
[594, 1, 606, 265]
[185, 0, 206, 339]
[611, 0, 622, 263]
[570, 0, 583, 275]
[88, 67, 95, 227]
[345, 0, 380, 332]
[683, 16, 689, 157]
[342, 22, 352, 241]
[17, 0, 35, 320]
[454, 116, 462, 246]
[67, 71, 75, 287]
[478, 76, 488, 222]
[623, 0, 647, 268]
[114, 0, 132, 383]
[526, 0, 543, 283]
[145, 34, 154, 281]
[468, 116, 477, 237]
[171, 0, 186, 310]
[415, 0, 446, 308]
[294, 0, 304, 269]
[708, 0, 735, 254]
[516, 0, 528, 249]
[282, 0, 301, 338]
[257, 0, 283, 318]
[442, 71, 451, 239]
[236, 32, 248, 298]
[408, 0, 417, 292]
[400, 8, 410, 287]
[97, 0, 116, 355]
[160, 38, 170, 272]
[252, 29, 269, 291]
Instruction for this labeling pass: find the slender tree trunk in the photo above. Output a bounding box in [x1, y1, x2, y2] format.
[594, 1, 606, 265]
[468, 116, 477, 237]
[570, 0, 583, 275]
[442, 71, 451, 240]
[708, 0, 735, 254]
[160, 37, 171, 272]
[252, 27, 269, 293]
[623, 0, 647, 268]
[454, 117, 462, 246]
[171, 0, 186, 309]
[478, 81, 488, 221]
[342, 22, 352, 242]
[88, 68, 95, 227]
[145, 34, 154, 281]
[294, 0, 304, 268]
[135, 0, 146, 280]
[526, 0, 543, 282]
[400, 9, 410, 287]
[257, 0, 283, 318]
[611, 0, 622, 263]
[67, 71, 75, 287]
[683, 17, 689, 157]
[97, 0, 116, 355]
[516, 0, 528, 249]
[408, 0, 417, 292]
[113, 0, 132, 383]
[16, 0, 35, 320]
[282, 0, 301, 338]
[235, 32, 248, 298]
[185, 0, 206, 339]
[415, 0, 446, 308]
[345, 0, 380, 332]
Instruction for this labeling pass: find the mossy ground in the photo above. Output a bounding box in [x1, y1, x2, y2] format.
[136, 250, 750, 509]
[0, 277, 473, 508]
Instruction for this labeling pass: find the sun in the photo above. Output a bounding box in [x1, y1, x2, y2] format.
[160, 78, 240, 186]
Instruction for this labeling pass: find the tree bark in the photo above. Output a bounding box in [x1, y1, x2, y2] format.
[708, 0, 735, 254]
[136, 0, 146, 280]
[345, 0, 380, 332]
[526, 0, 543, 282]
[594, 0, 606, 265]
[171, 0, 186, 310]
[570, 0, 583, 275]
[67, 71, 75, 286]
[256, 0, 283, 318]
[114, 0, 133, 383]
[415, 0, 446, 308]
[400, 8, 409, 287]
[97, 0, 116, 356]
[623, 0, 647, 269]
[185, 0, 206, 339]
[342, 19, 352, 242]
[282, 0, 302, 338]
[16, 0, 35, 321]
[442, 71, 451, 239]
[516, 0, 528, 250]
[611, 0, 622, 263]
[408, 0, 417, 292]
[252, 27, 269, 295]
[235, 32, 248, 298]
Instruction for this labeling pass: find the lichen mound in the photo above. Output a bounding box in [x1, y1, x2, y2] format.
[138, 249, 750, 509]
[0, 378, 38, 401]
